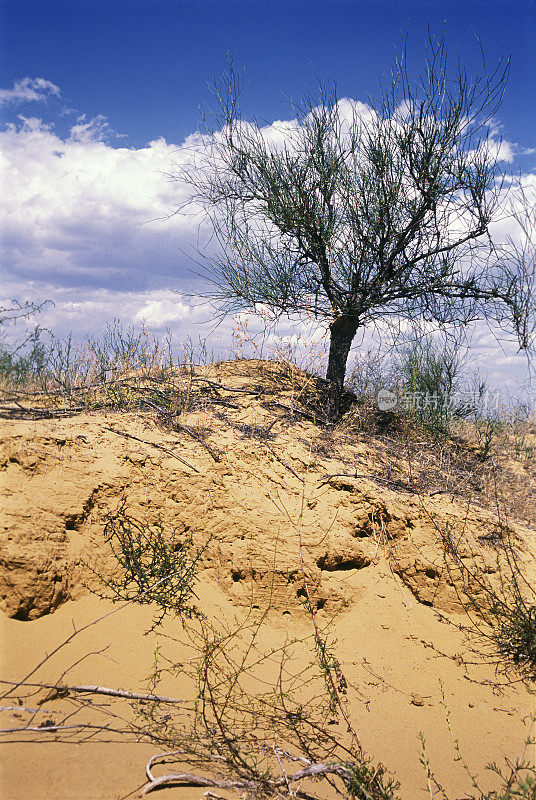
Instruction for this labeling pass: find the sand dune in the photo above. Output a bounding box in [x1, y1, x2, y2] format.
[1, 360, 535, 799]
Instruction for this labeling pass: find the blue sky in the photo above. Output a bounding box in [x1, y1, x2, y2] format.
[2, 0, 536, 150]
[1, 0, 535, 393]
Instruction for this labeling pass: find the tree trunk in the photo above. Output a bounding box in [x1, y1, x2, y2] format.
[325, 316, 359, 421]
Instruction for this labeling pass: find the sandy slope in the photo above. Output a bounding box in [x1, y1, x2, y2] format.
[1, 360, 535, 800]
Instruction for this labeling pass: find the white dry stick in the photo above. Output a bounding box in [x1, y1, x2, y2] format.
[0, 681, 184, 705]
[146, 751, 183, 782]
[273, 743, 293, 797]
[142, 761, 350, 796]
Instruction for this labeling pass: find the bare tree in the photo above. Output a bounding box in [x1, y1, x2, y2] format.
[184, 37, 532, 418]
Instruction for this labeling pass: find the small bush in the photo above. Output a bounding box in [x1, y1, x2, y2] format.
[87, 319, 175, 382]
[474, 555, 536, 682]
[479, 759, 536, 799]
[0, 329, 48, 386]
[441, 524, 536, 682]
[396, 331, 464, 437]
[472, 412, 502, 461]
[341, 350, 390, 433]
[91, 500, 207, 627]
[0, 299, 50, 387]
[345, 758, 400, 799]
[487, 590, 536, 680]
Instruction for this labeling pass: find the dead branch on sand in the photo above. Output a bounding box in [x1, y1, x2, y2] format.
[0, 681, 184, 705]
[142, 754, 349, 796]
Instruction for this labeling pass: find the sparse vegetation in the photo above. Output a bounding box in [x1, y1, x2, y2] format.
[395, 329, 465, 437]
[0, 299, 50, 387]
[439, 520, 536, 682]
[137, 604, 400, 800]
[0, 320, 206, 416]
[87, 500, 207, 628]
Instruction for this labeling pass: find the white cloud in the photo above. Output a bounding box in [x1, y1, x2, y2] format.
[68, 114, 114, 143]
[0, 114, 208, 291]
[134, 296, 193, 326]
[0, 77, 61, 106]
[0, 282, 210, 339]
[2, 87, 526, 299]
[479, 136, 515, 164]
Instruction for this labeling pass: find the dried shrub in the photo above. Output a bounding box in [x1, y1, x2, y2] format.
[89, 500, 207, 627]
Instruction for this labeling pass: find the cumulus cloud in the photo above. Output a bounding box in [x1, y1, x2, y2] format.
[0, 77, 61, 106]
[0, 113, 209, 292]
[1, 87, 524, 299]
[134, 296, 194, 326]
[0, 282, 211, 339]
[68, 114, 115, 143]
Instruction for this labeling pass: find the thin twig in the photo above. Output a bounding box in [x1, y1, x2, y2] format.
[174, 423, 221, 462]
[273, 743, 292, 795]
[0, 404, 85, 419]
[0, 723, 124, 734]
[191, 377, 262, 395]
[319, 472, 418, 492]
[0, 571, 188, 702]
[262, 400, 324, 424]
[103, 427, 200, 473]
[263, 442, 304, 483]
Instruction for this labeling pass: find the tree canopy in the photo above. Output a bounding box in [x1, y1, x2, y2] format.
[183, 38, 533, 417]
